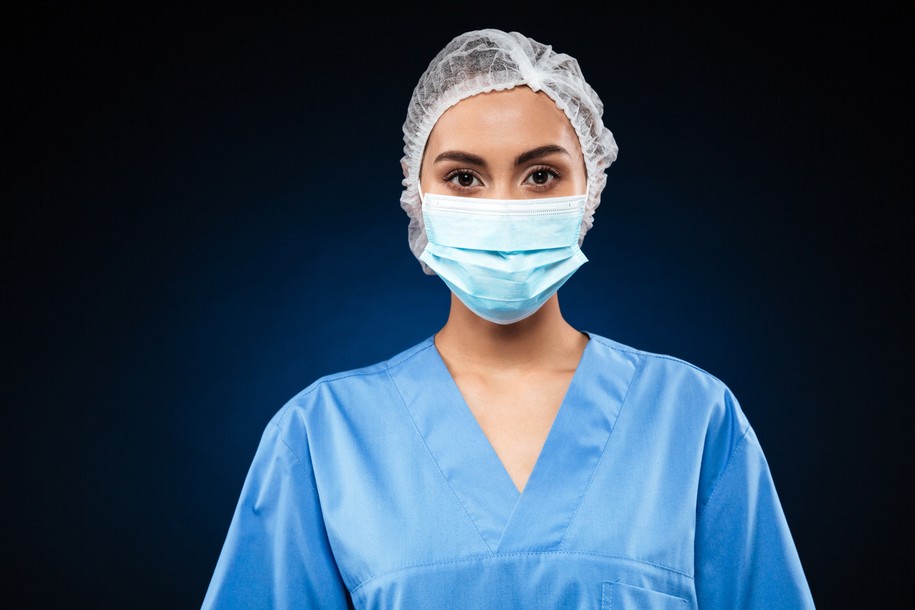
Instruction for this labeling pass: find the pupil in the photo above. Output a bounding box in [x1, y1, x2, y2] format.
[533, 171, 547, 183]
[458, 173, 473, 187]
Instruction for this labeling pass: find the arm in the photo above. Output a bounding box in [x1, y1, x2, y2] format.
[201, 416, 351, 610]
[695, 425, 815, 609]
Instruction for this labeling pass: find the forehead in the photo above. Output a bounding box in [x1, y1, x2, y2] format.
[425, 87, 582, 156]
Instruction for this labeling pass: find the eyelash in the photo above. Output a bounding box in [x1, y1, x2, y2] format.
[441, 165, 563, 194]
[525, 165, 563, 190]
[442, 169, 483, 193]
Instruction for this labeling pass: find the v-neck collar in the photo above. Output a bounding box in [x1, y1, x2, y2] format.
[388, 332, 639, 554]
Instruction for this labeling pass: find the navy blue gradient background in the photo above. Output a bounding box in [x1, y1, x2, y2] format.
[4, 3, 910, 608]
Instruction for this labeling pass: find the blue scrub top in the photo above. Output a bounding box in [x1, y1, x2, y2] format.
[202, 333, 815, 609]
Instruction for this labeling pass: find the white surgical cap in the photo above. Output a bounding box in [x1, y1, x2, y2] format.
[400, 28, 619, 275]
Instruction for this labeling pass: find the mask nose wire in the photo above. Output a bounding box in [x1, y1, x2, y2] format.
[420, 190, 589, 205]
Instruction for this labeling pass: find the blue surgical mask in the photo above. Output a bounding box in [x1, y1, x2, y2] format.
[419, 191, 588, 324]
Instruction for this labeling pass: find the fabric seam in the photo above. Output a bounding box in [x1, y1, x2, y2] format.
[271, 424, 353, 592]
[290, 340, 436, 402]
[557, 352, 644, 550]
[349, 549, 694, 595]
[384, 366, 494, 554]
[697, 426, 752, 518]
[589, 335, 728, 388]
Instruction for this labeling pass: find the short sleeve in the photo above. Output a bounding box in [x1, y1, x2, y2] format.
[695, 425, 815, 609]
[201, 414, 352, 609]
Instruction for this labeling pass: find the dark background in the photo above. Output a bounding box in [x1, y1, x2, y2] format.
[4, 2, 910, 608]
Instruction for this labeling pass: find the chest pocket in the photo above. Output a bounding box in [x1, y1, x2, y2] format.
[601, 581, 689, 609]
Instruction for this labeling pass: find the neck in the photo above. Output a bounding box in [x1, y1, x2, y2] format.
[434, 293, 588, 372]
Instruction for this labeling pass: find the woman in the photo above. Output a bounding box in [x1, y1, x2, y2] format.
[202, 29, 814, 609]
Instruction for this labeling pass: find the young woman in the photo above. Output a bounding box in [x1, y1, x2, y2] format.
[202, 28, 815, 609]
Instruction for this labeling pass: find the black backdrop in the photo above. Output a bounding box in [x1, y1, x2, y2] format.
[5, 2, 911, 608]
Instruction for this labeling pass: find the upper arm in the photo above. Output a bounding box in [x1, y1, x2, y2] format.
[695, 426, 815, 609]
[201, 419, 351, 610]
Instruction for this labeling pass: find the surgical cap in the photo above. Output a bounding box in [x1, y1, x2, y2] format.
[400, 28, 619, 275]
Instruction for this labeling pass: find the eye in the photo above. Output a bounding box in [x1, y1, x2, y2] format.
[523, 166, 561, 189]
[443, 169, 483, 191]
[529, 170, 553, 184]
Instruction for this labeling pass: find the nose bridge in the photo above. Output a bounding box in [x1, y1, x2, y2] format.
[490, 183, 515, 200]
[488, 162, 520, 200]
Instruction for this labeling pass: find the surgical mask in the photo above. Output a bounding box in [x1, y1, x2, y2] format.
[419, 191, 588, 324]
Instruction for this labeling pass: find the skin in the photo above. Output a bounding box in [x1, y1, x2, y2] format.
[419, 86, 591, 493]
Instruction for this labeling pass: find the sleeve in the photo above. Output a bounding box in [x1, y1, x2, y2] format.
[201, 415, 352, 610]
[695, 422, 815, 609]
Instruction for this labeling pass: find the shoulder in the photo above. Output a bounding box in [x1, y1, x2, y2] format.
[587, 332, 759, 503]
[586, 331, 751, 440]
[264, 336, 436, 444]
[586, 332, 733, 396]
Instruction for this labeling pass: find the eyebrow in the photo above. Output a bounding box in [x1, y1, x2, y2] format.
[433, 150, 487, 167]
[432, 145, 572, 168]
[514, 145, 572, 166]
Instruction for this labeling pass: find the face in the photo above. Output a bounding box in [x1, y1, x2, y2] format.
[419, 86, 587, 199]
